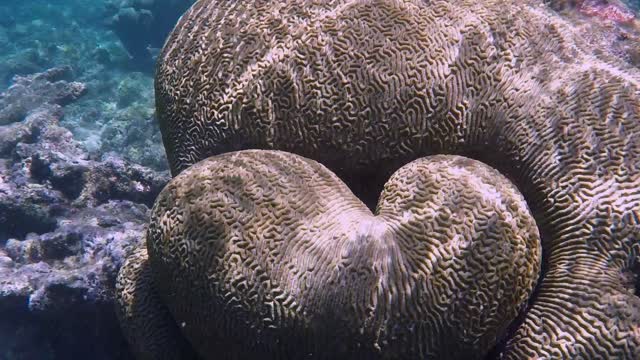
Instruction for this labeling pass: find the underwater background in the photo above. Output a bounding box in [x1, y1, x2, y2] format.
[0, 0, 639, 359]
[0, 1, 193, 359]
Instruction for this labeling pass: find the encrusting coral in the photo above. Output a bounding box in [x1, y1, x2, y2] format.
[117, 0, 640, 358]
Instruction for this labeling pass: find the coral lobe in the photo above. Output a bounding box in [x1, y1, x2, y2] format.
[117, 0, 640, 359]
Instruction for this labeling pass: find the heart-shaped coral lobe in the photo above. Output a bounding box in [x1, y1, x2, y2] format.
[145, 150, 540, 360]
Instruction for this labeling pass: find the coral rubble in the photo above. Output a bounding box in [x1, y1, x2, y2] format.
[0, 68, 170, 359]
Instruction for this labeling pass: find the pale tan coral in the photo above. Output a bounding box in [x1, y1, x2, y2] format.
[120, 0, 640, 358]
[134, 150, 540, 359]
[115, 246, 198, 360]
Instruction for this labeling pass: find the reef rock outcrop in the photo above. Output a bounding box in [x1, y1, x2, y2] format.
[0, 68, 170, 359]
[0, 66, 86, 125]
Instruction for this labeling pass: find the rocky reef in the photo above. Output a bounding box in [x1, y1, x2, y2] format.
[0, 67, 169, 359]
[0, 67, 86, 126]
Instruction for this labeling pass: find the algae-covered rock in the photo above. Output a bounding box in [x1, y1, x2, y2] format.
[0, 67, 86, 125]
[0, 68, 169, 360]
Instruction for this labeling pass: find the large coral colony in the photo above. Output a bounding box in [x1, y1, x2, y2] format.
[115, 0, 640, 359]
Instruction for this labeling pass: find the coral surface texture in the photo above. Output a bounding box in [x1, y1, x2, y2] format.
[118, 150, 541, 360]
[116, 0, 640, 359]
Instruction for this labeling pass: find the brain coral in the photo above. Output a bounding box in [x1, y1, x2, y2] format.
[119, 150, 541, 359]
[120, 0, 640, 358]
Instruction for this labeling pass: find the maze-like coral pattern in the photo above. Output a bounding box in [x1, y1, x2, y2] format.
[144, 0, 640, 358]
[143, 150, 540, 359]
[115, 247, 198, 360]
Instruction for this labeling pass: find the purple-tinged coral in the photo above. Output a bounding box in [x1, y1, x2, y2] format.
[0, 66, 86, 125]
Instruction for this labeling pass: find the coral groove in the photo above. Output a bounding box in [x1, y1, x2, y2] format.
[117, 0, 640, 359]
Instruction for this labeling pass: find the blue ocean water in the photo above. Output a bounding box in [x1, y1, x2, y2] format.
[0, 0, 195, 171]
[0, 0, 639, 359]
